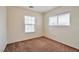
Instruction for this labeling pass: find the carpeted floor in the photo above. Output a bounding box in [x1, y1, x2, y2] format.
[4, 37, 79, 52]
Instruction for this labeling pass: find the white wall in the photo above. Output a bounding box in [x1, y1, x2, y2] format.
[44, 6, 79, 49]
[7, 7, 43, 44]
[0, 7, 7, 51]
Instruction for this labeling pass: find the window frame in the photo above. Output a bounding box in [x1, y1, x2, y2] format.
[24, 16, 36, 33]
[49, 12, 70, 26]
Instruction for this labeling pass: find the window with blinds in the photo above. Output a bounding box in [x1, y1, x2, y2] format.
[49, 13, 70, 26]
[25, 16, 35, 33]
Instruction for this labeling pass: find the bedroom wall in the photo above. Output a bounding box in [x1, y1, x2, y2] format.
[0, 7, 7, 51]
[7, 7, 43, 44]
[44, 6, 79, 49]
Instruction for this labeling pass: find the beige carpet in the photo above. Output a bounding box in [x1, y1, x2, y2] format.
[4, 37, 79, 52]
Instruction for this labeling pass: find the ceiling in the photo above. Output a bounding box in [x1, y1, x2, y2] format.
[19, 6, 58, 13]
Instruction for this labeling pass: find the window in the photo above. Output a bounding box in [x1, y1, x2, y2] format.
[25, 16, 35, 33]
[49, 13, 70, 26]
[49, 16, 57, 25]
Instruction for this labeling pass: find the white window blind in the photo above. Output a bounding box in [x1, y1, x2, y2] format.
[58, 13, 70, 25]
[25, 16, 35, 33]
[49, 12, 70, 26]
[49, 16, 57, 25]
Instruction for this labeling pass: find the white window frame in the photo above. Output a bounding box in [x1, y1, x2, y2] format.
[24, 16, 35, 33]
[49, 12, 70, 26]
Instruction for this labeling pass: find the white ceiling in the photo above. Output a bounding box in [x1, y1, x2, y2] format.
[19, 6, 58, 13]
